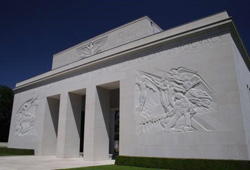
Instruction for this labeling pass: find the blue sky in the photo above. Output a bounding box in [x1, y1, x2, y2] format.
[1, 0, 250, 89]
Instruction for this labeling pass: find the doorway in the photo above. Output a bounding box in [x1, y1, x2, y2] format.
[114, 110, 119, 156]
[109, 88, 120, 159]
[79, 110, 85, 157]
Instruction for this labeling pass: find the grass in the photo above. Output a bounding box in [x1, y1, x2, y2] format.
[62, 165, 165, 170]
[0, 147, 34, 156]
[116, 156, 250, 170]
[0, 152, 16, 156]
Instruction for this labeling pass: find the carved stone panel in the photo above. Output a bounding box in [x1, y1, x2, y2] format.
[134, 67, 216, 134]
[15, 96, 39, 136]
[76, 36, 107, 58]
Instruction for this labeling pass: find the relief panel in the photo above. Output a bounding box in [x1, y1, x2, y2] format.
[134, 67, 217, 134]
[76, 36, 107, 58]
[15, 96, 39, 136]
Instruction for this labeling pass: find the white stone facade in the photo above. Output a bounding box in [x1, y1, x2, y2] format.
[8, 12, 250, 161]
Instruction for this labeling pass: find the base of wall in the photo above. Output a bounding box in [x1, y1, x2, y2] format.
[115, 156, 250, 170]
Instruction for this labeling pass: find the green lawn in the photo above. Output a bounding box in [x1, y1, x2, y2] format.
[63, 165, 165, 170]
[0, 152, 17, 156]
[0, 147, 34, 156]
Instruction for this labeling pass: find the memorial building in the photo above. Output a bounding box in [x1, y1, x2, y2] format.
[8, 12, 250, 161]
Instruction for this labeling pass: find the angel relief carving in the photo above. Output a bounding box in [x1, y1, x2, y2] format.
[76, 36, 107, 58]
[134, 67, 215, 134]
[15, 96, 39, 136]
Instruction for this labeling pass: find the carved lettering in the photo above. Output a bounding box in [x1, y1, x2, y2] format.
[163, 35, 222, 57]
[183, 44, 190, 50]
[191, 42, 198, 48]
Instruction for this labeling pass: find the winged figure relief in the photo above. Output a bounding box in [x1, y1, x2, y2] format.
[134, 67, 215, 134]
[76, 36, 107, 58]
[15, 96, 39, 136]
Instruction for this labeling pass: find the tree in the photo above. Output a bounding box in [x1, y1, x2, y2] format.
[0, 85, 14, 142]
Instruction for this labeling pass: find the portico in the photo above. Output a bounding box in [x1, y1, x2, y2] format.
[40, 81, 120, 161]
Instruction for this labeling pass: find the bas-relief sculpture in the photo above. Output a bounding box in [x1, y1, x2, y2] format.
[76, 36, 107, 58]
[134, 67, 216, 134]
[15, 96, 39, 136]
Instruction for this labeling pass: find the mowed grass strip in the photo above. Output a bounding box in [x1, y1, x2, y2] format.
[63, 165, 164, 170]
[0, 147, 34, 156]
[0, 152, 16, 156]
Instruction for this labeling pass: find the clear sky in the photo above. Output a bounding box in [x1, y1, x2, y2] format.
[1, 0, 250, 89]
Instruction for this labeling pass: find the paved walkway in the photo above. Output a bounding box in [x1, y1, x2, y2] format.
[0, 156, 115, 170]
[0, 143, 7, 147]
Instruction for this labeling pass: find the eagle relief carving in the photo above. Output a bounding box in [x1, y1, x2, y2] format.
[134, 67, 216, 134]
[76, 36, 107, 58]
[15, 96, 39, 136]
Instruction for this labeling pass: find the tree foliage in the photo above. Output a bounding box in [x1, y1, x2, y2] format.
[0, 85, 14, 142]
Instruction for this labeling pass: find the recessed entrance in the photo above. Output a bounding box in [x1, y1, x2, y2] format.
[109, 89, 120, 159]
[79, 110, 85, 156]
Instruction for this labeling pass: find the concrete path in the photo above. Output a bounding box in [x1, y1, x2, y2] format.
[0, 143, 7, 147]
[0, 156, 115, 170]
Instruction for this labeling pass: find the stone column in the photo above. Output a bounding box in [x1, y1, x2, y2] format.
[56, 92, 67, 157]
[56, 92, 82, 158]
[41, 97, 59, 155]
[84, 86, 110, 161]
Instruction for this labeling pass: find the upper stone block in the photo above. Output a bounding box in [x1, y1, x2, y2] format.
[52, 16, 162, 69]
